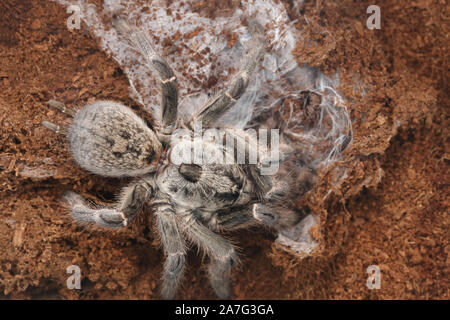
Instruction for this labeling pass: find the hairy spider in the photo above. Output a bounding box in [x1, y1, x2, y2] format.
[42, 18, 301, 299]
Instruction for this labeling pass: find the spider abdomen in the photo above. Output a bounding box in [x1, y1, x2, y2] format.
[68, 101, 162, 177]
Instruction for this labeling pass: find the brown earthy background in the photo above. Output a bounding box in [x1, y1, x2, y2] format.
[0, 0, 448, 299]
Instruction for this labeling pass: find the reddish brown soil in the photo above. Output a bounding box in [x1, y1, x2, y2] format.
[0, 0, 448, 299]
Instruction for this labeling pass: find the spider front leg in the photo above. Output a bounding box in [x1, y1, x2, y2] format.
[113, 18, 178, 132]
[64, 179, 153, 228]
[180, 216, 237, 299]
[215, 208, 255, 230]
[252, 202, 302, 231]
[191, 20, 266, 128]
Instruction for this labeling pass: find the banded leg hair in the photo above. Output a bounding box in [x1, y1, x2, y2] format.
[64, 178, 154, 228]
[215, 207, 255, 230]
[113, 18, 178, 132]
[180, 216, 238, 299]
[214, 178, 299, 231]
[153, 193, 186, 300]
[192, 20, 266, 128]
[252, 177, 301, 230]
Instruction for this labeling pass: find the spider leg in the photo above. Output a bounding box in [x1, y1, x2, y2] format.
[221, 129, 275, 197]
[191, 20, 266, 128]
[264, 179, 290, 201]
[180, 216, 237, 299]
[64, 179, 153, 228]
[113, 18, 178, 132]
[153, 194, 186, 299]
[252, 203, 302, 230]
[215, 208, 255, 230]
[252, 203, 279, 226]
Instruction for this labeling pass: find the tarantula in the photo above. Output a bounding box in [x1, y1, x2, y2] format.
[42, 18, 301, 299]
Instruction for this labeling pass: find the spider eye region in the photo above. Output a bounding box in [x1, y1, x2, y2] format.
[178, 163, 202, 183]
